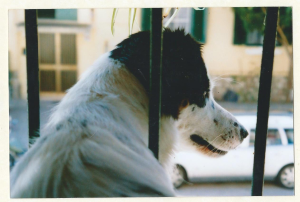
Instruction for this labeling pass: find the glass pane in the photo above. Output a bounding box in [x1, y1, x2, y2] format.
[61, 70, 77, 92]
[249, 129, 281, 146]
[246, 29, 264, 45]
[40, 70, 56, 92]
[61, 34, 77, 65]
[285, 129, 294, 144]
[164, 8, 192, 32]
[267, 129, 281, 145]
[39, 34, 55, 64]
[55, 9, 77, 21]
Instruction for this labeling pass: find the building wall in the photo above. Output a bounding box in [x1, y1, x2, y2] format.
[8, 9, 141, 100]
[8, 10, 27, 99]
[8, 8, 292, 102]
[203, 7, 291, 77]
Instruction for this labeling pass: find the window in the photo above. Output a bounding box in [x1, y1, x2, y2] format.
[38, 33, 78, 93]
[141, 8, 207, 43]
[249, 129, 282, 146]
[284, 129, 294, 144]
[37, 9, 55, 19]
[37, 9, 77, 21]
[233, 7, 292, 46]
[233, 13, 263, 46]
[165, 8, 192, 33]
[39, 33, 55, 64]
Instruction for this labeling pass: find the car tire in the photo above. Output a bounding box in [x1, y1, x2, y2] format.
[277, 164, 294, 189]
[172, 164, 187, 188]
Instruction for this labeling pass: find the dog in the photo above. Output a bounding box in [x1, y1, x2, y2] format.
[10, 29, 248, 197]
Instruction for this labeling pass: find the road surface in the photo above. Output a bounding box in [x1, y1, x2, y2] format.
[175, 181, 294, 196]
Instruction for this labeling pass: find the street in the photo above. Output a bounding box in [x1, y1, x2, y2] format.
[175, 181, 294, 196]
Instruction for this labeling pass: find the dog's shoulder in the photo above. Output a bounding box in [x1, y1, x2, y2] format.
[10, 123, 175, 197]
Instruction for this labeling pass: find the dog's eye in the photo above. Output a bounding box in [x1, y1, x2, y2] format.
[203, 90, 210, 98]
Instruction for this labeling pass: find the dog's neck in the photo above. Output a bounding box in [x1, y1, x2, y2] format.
[69, 53, 178, 169]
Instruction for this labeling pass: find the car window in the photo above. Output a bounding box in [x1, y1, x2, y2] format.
[249, 129, 282, 146]
[284, 129, 294, 144]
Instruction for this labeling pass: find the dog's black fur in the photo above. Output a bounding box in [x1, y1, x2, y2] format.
[110, 29, 210, 119]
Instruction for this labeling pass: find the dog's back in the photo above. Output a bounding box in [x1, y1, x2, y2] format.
[10, 52, 175, 197]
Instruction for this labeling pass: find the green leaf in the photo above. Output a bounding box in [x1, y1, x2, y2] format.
[164, 8, 180, 28]
[111, 8, 119, 35]
[129, 8, 137, 35]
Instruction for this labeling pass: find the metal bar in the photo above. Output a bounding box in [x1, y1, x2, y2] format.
[25, 10, 40, 146]
[148, 8, 163, 159]
[251, 7, 279, 196]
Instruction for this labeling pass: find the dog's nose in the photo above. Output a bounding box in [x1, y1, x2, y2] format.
[240, 126, 248, 139]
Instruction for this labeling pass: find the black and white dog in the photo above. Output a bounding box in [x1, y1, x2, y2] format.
[10, 29, 248, 197]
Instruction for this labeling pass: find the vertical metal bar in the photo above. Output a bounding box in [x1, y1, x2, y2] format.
[251, 7, 279, 196]
[25, 10, 40, 146]
[148, 8, 163, 159]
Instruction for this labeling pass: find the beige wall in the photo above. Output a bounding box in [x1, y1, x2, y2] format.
[8, 10, 27, 98]
[8, 8, 291, 100]
[204, 8, 291, 77]
[77, 9, 141, 78]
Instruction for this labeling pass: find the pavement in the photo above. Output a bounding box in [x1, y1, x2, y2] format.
[175, 181, 294, 196]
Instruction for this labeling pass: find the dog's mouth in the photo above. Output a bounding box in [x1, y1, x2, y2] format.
[190, 134, 227, 156]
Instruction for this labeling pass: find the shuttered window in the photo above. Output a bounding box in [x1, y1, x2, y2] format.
[61, 34, 77, 64]
[37, 9, 77, 21]
[39, 34, 55, 64]
[233, 11, 264, 46]
[38, 33, 77, 93]
[141, 8, 207, 43]
[191, 9, 208, 43]
[40, 70, 56, 91]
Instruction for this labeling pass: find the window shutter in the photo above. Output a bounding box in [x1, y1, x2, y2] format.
[37, 9, 55, 19]
[233, 13, 247, 44]
[191, 9, 207, 43]
[39, 33, 55, 64]
[141, 8, 151, 31]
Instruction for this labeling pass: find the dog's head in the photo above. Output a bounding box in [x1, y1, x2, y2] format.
[110, 29, 248, 157]
[161, 29, 248, 157]
[162, 29, 248, 157]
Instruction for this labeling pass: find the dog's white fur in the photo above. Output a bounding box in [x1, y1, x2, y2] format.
[11, 52, 244, 197]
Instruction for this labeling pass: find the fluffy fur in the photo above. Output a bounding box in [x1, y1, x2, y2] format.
[10, 29, 248, 198]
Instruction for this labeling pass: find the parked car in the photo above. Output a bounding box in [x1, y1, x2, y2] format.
[172, 113, 294, 189]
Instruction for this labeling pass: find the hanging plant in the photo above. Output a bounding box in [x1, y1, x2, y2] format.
[111, 7, 205, 35]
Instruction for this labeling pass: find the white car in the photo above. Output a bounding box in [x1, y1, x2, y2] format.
[172, 113, 294, 189]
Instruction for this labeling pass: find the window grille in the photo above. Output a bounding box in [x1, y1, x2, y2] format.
[24, 7, 280, 196]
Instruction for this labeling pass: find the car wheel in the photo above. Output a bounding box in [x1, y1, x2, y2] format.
[172, 165, 187, 188]
[278, 164, 294, 189]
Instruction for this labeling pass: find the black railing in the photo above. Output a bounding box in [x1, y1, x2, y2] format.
[23, 7, 280, 196]
[24, 9, 40, 146]
[148, 8, 163, 160]
[251, 7, 279, 196]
